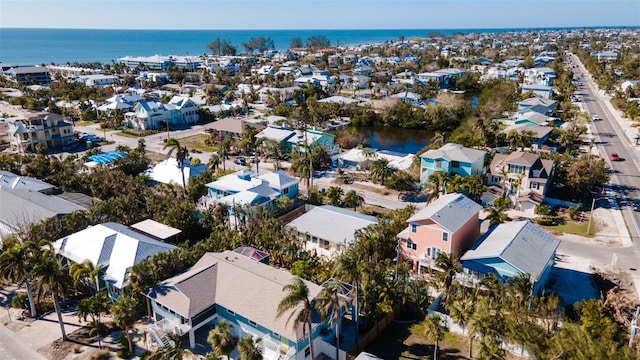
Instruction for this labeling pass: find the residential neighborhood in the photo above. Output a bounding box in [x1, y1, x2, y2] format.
[0, 25, 640, 360]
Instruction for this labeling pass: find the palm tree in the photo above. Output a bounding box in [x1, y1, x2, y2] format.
[77, 292, 109, 348]
[486, 207, 508, 227]
[207, 321, 238, 359]
[237, 335, 263, 360]
[208, 153, 221, 171]
[335, 251, 361, 342]
[276, 278, 315, 360]
[315, 281, 348, 360]
[370, 158, 394, 185]
[164, 138, 190, 188]
[111, 293, 139, 354]
[0, 241, 37, 317]
[30, 241, 72, 341]
[434, 252, 461, 298]
[69, 259, 103, 294]
[411, 314, 449, 360]
[147, 333, 196, 360]
[325, 186, 344, 206]
[342, 190, 364, 210]
[425, 171, 450, 203]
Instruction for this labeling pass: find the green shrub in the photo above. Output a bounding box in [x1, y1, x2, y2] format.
[11, 292, 28, 310]
[535, 217, 556, 226]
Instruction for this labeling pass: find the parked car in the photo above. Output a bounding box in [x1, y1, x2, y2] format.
[204, 128, 214, 134]
[610, 152, 620, 161]
[633, 199, 640, 212]
[234, 157, 246, 165]
[592, 114, 601, 121]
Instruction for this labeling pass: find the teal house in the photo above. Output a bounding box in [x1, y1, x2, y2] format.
[419, 143, 486, 184]
[460, 221, 560, 296]
[256, 126, 336, 153]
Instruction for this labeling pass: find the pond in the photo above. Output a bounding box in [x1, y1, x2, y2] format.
[353, 127, 437, 154]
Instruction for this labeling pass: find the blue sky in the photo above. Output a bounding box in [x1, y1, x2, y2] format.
[1, 0, 639, 30]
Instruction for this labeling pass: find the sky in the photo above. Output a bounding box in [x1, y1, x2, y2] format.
[1, 0, 639, 30]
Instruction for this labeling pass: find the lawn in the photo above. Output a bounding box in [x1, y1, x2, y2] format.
[543, 220, 592, 237]
[180, 134, 218, 152]
[115, 131, 142, 139]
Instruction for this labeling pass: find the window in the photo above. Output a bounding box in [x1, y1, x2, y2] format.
[249, 320, 257, 326]
[283, 187, 289, 195]
[227, 309, 235, 315]
[305, 347, 311, 357]
[451, 161, 460, 168]
[411, 224, 417, 233]
[435, 160, 441, 168]
[508, 164, 525, 175]
[428, 247, 441, 259]
[406, 240, 417, 250]
[530, 182, 539, 189]
[442, 232, 449, 242]
[272, 332, 280, 339]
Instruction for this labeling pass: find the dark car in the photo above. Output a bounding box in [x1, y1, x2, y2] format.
[633, 200, 640, 212]
[234, 157, 246, 165]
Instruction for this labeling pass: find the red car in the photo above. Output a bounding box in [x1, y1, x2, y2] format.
[610, 152, 620, 161]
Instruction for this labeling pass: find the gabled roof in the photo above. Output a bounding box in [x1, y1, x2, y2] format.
[516, 111, 552, 125]
[285, 205, 377, 246]
[518, 98, 556, 108]
[420, 143, 486, 163]
[145, 158, 207, 188]
[206, 171, 264, 193]
[461, 221, 560, 281]
[143, 251, 323, 340]
[54, 222, 176, 288]
[0, 171, 55, 193]
[258, 170, 299, 190]
[407, 193, 482, 233]
[255, 126, 296, 142]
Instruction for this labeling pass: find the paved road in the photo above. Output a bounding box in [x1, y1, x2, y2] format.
[0, 323, 47, 360]
[561, 55, 640, 293]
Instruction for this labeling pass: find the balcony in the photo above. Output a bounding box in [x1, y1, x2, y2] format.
[151, 317, 191, 337]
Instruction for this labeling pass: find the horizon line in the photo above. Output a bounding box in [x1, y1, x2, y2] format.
[2, 25, 639, 32]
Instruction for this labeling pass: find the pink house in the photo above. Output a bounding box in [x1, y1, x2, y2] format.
[397, 193, 482, 274]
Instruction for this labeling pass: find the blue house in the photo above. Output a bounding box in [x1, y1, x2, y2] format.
[256, 126, 335, 153]
[419, 143, 486, 184]
[203, 170, 299, 209]
[143, 250, 351, 358]
[460, 220, 560, 295]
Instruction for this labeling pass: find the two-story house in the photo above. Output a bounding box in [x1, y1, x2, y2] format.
[419, 143, 486, 184]
[124, 100, 181, 130]
[397, 193, 482, 274]
[142, 250, 350, 359]
[203, 170, 299, 209]
[168, 96, 200, 124]
[9, 112, 75, 152]
[460, 220, 560, 295]
[485, 151, 555, 212]
[285, 205, 377, 258]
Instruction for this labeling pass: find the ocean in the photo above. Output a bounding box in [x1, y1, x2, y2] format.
[0, 27, 594, 66]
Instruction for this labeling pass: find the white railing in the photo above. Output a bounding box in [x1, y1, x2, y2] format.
[153, 317, 191, 337]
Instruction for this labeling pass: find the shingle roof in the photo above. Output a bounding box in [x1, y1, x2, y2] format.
[0, 171, 55, 193]
[258, 170, 299, 190]
[407, 193, 482, 233]
[420, 143, 485, 163]
[461, 221, 560, 280]
[144, 251, 323, 340]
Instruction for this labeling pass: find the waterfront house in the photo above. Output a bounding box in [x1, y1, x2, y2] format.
[419, 143, 486, 184]
[285, 205, 377, 258]
[460, 220, 560, 295]
[521, 84, 554, 99]
[501, 124, 552, 149]
[54, 222, 177, 301]
[3, 66, 51, 86]
[124, 100, 180, 130]
[397, 193, 482, 274]
[255, 126, 335, 153]
[484, 151, 554, 212]
[76, 74, 119, 88]
[168, 96, 200, 124]
[142, 250, 340, 358]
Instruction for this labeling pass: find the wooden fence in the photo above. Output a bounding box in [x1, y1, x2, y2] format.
[345, 305, 402, 359]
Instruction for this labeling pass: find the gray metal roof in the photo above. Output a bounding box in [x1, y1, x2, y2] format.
[420, 143, 485, 163]
[461, 221, 560, 280]
[285, 205, 377, 246]
[407, 193, 482, 233]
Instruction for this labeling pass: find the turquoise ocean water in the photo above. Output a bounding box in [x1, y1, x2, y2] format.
[0, 27, 600, 66]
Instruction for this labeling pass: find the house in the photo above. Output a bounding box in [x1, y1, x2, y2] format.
[521, 84, 554, 99]
[333, 148, 415, 171]
[523, 67, 556, 87]
[460, 220, 560, 295]
[145, 158, 208, 188]
[118, 54, 201, 71]
[621, 80, 640, 93]
[124, 100, 180, 130]
[255, 126, 335, 153]
[3, 66, 51, 86]
[485, 151, 555, 212]
[0, 186, 84, 242]
[501, 124, 552, 149]
[0, 170, 56, 194]
[54, 222, 177, 300]
[76, 74, 119, 88]
[258, 86, 300, 103]
[397, 193, 482, 274]
[514, 111, 554, 126]
[203, 170, 298, 209]
[8, 112, 75, 152]
[168, 96, 200, 124]
[285, 205, 377, 258]
[142, 250, 340, 357]
[209, 118, 265, 140]
[517, 98, 556, 113]
[419, 143, 486, 184]
[416, 69, 465, 89]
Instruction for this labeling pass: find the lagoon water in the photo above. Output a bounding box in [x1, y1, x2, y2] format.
[0, 27, 583, 66]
